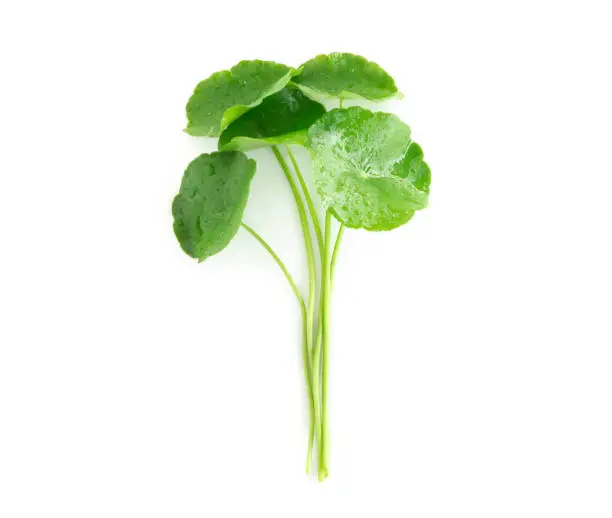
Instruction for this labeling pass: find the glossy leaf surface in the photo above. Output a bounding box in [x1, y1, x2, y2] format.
[219, 85, 326, 151]
[293, 53, 400, 101]
[185, 60, 294, 137]
[306, 107, 430, 231]
[172, 152, 256, 260]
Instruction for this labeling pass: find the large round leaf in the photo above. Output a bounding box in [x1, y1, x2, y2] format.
[172, 151, 256, 261]
[306, 107, 430, 231]
[185, 60, 295, 137]
[293, 53, 401, 102]
[218, 85, 326, 151]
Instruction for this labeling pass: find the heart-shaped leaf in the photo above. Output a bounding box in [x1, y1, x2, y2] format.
[306, 107, 430, 231]
[185, 60, 295, 137]
[293, 53, 401, 102]
[218, 85, 326, 151]
[172, 151, 256, 260]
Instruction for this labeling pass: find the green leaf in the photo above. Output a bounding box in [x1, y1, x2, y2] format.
[185, 60, 295, 137]
[218, 85, 326, 151]
[172, 151, 256, 261]
[306, 107, 430, 231]
[293, 53, 401, 102]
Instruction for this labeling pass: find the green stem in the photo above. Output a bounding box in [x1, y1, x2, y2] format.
[339, 98, 344, 108]
[286, 146, 324, 260]
[331, 224, 345, 282]
[271, 146, 319, 472]
[271, 147, 316, 315]
[241, 222, 304, 310]
[311, 293, 324, 473]
[314, 211, 332, 480]
[241, 222, 315, 472]
[312, 310, 323, 476]
[320, 221, 345, 478]
[286, 145, 324, 414]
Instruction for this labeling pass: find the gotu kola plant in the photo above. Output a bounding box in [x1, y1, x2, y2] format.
[172, 53, 431, 481]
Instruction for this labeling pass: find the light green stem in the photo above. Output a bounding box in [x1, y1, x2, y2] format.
[313, 212, 331, 480]
[311, 222, 344, 477]
[285, 145, 326, 473]
[319, 101, 345, 476]
[311, 223, 345, 479]
[312, 293, 324, 476]
[286, 146, 324, 260]
[241, 223, 304, 308]
[241, 222, 315, 473]
[271, 146, 319, 472]
[331, 224, 345, 282]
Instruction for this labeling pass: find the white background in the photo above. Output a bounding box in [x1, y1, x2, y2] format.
[1, 1, 611, 516]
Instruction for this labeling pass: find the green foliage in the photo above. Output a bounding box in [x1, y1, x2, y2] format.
[172, 151, 256, 261]
[185, 60, 294, 137]
[293, 52, 401, 101]
[306, 107, 430, 230]
[175, 54, 430, 480]
[219, 85, 326, 151]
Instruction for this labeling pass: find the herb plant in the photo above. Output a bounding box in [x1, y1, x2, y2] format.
[172, 53, 431, 481]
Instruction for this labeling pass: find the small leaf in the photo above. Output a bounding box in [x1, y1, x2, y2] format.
[218, 85, 326, 151]
[306, 107, 430, 231]
[185, 60, 295, 137]
[293, 53, 401, 102]
[172, 151, 256, 260]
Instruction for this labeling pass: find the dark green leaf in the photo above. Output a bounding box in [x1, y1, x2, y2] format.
[293, 53, 401, 102]
[218, 85, 326, 151]
[172, 151, 256, 260]
[306, 107, 430, 231]
[185, 60, 295, 137]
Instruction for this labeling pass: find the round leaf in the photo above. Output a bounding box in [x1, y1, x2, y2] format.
[293, 53, 401, 102]
[185, 60, 295, 137]
[218, 85, 326, 151]
[172, 151, 256, 261]
[306, 107, 430, 231]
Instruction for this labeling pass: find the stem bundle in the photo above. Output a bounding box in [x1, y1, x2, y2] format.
[270, 146, 343, 481]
